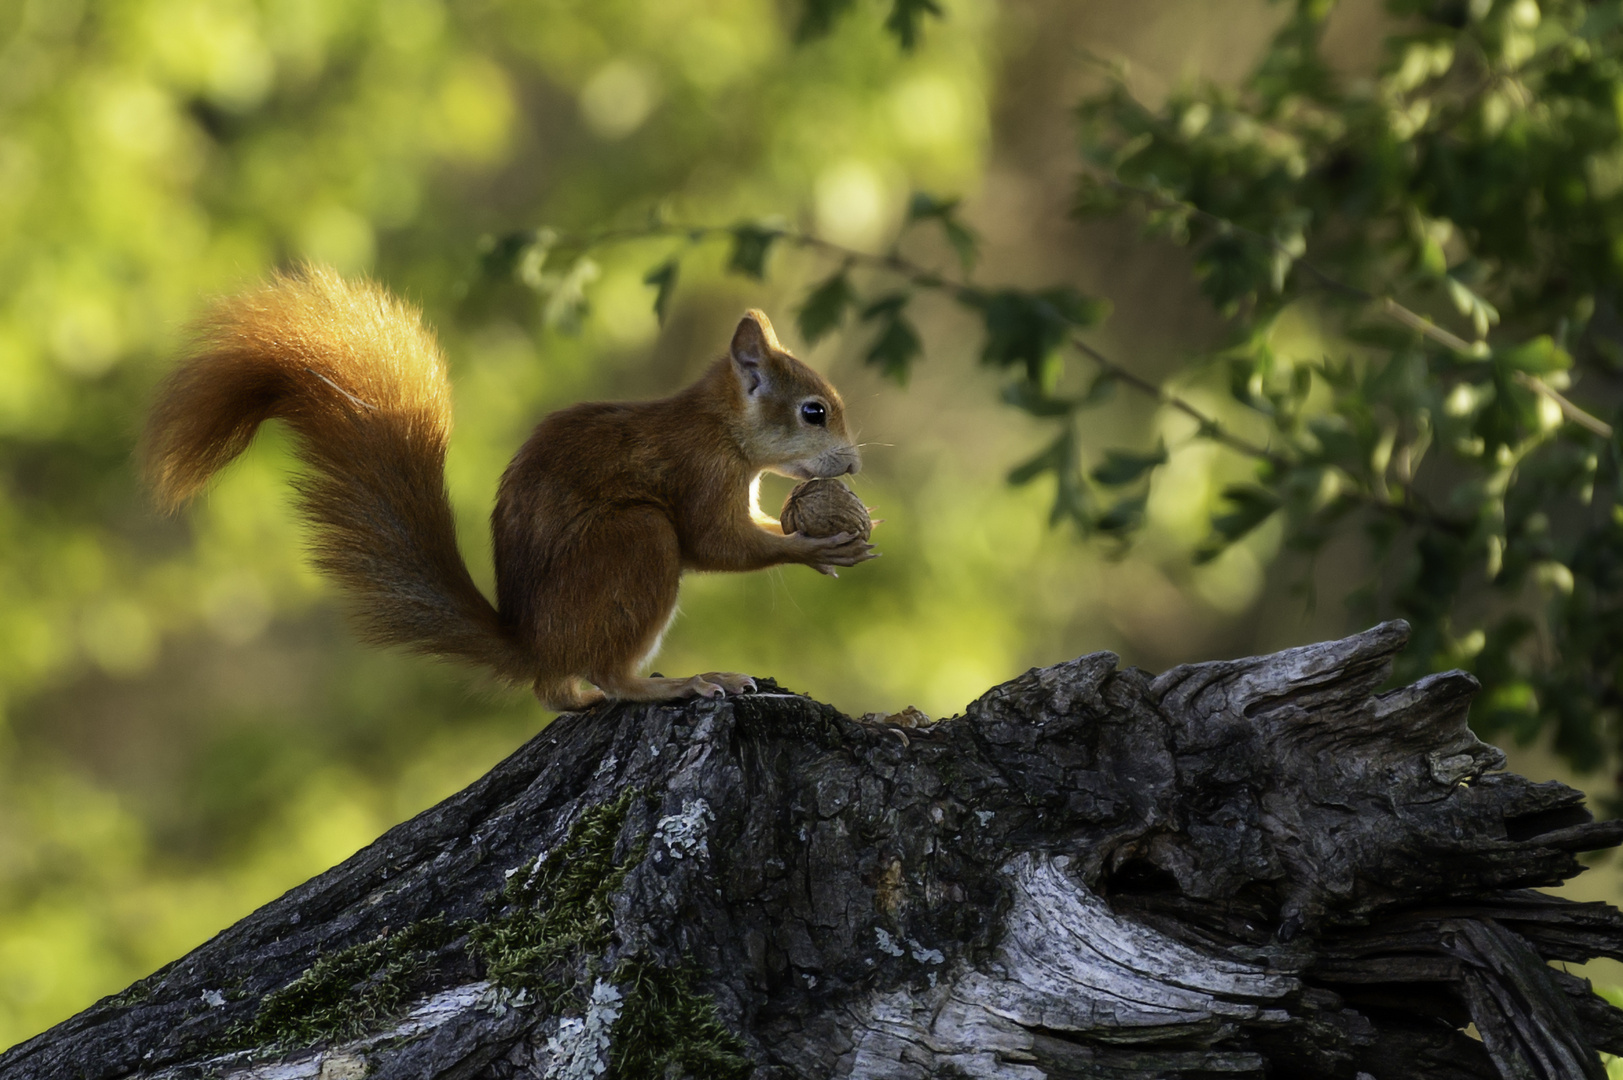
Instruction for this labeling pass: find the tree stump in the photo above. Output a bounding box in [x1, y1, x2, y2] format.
[5, 620, 1623, 1079]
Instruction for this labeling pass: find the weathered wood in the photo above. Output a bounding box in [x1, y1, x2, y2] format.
[4, 620, 1622, 1079]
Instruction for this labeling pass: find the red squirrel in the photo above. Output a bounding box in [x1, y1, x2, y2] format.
[144, 265, 876, 710]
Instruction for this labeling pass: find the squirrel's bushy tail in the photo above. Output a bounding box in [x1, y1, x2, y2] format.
[145, 265, 532, 682]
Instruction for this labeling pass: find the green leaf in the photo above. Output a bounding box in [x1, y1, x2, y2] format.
[972, 287, 1108, 381]
[1306, 415, 1364, 468]
[478, 231, 536, 279]
[727, 224, 780, 280]
[642, 258, 679, 325]
[797, 0, 941, 49]
[1007, 427, 1093, 528]
[863, 292, 909, 319]
[907, 192, 979, 271]
[1194, 235, 1273, 315]
[1007, 432, 1067, 486]
[884, 0, 943, 50]
[1495, 336, 1572, 375]
[797, 271, 855, 345]
[795, 0, 857, 41]
[1000, 382, 1074, 417]
[861, 293, 922, 382]
[1090, 443, 1167, 486]
[1417, 235, 1447, 278]
[1444, 277, 1499, 340]
[1079, 371, 1117, 407]
[1228, 358, 1257, 407]
[1284, 490, 1356, 554]
[1196, 485, 1282, 562]
[941, 219, 979, 274]
[539, 256, 600, 335]
[1095, 493, 1147, 535]
[907, 192, 959, 221]
[865, 320, 922, 382]
[1001, 370, 1115, 417]
[1344, 322, 1421, 352]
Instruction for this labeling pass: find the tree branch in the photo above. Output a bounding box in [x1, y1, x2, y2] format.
[516, 220, 1289, 465]
[1085, 169, 1616, 440]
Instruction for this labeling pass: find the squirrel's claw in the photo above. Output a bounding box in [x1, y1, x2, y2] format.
[796, 530, 877, 570]
[679, 672, 757, 697]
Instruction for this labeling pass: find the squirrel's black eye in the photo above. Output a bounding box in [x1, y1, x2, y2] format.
[800, 401, 827, 426]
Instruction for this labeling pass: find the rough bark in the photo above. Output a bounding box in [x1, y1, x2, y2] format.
[5, 620, 1623, 1080]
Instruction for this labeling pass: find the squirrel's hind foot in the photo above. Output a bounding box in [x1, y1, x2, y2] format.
[600, 672, 757, 703]
[697, 672, 758, 696]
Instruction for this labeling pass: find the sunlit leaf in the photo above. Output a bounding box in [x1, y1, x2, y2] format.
[1495, 336, 1572, 375]
[1196, 485, 1282, 563]
[1445, 276, 1499, 340]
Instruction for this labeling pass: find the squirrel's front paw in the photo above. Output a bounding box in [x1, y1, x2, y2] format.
[790, 531, 879, 577]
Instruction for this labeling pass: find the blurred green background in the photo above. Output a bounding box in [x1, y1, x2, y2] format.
[1, 0, 1615, 1052]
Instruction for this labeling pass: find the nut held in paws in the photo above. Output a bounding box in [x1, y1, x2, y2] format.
[780, 478, 872, 541]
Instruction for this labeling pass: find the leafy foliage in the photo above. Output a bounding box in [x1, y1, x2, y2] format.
[861, 292, 925, 382]
[798, 0, 946, 51]
[971, 288, 1107, 383]
[492, 0, 1623, 780]
[907, 191, 979, 273]
[15, 0, 1623, 1050]
[1068, 0, 1623, 774]
[0, 0, 1019, 1049]
[798, 270, 858, 345]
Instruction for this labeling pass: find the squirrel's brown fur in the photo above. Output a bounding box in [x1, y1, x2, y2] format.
[145, 265, 873, 710]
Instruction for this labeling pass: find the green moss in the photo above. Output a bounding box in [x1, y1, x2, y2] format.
[245, 915, 457, 1046]
[208, 788, 647, 1055]
[107, 979, 154, 1008]
[469, 787, 644, 1002]
[608, 959, 754, 1080]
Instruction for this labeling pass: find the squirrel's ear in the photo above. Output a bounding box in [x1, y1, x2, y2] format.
[730, 310, 781, 396]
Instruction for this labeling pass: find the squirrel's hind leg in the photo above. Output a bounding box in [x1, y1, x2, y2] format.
[530, 506, 744, 707]
[535, 677, 607, 712]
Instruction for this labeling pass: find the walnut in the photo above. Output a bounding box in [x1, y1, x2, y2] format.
[779, 478, 872, 541]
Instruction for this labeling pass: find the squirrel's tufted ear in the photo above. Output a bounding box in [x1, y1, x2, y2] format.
[730, 310, 782, 396]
